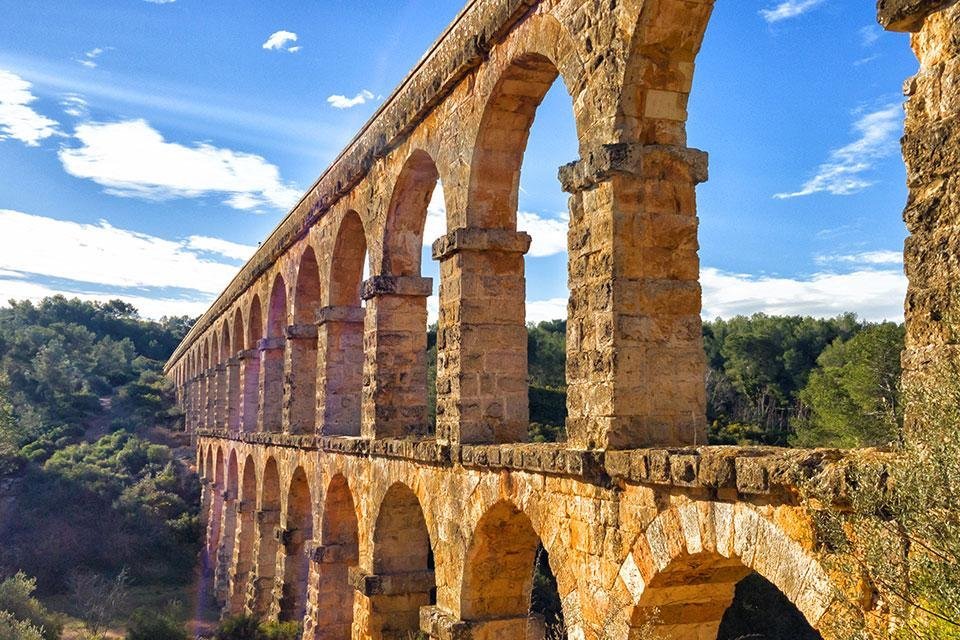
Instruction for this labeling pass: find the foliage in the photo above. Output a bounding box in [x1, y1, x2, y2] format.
[0, 297, 199, 594]
[0, 572, 61, 640]
[792, 323, 903, 448]
[704, 313, 861, 445]
[0, 611, 45, 640]
[528, 386, 566, 439]
[125, 607, 187, 640]
[527, 320, 566, 389]
[804, 360, 960, 638]
[214, 615, 300, 640]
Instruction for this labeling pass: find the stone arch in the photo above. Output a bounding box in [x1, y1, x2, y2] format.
[288, 247, 322, 434]
[227, 310, 244, 433]
[252, 456, 282, 616]
[249, 294, 264, 346]
[280, 466, 314, 622]
[228, 454, 258, 613]
[312, 473, 359, 640]
[232, 309, 245, 352]
[617, 502, 834, 639]
[215, 450, 241, 605]
[459, 499, 560, 638]
[382, 149, 439, 277]
[368, 481, 436, 637]
[320, 210, 367, 436]
[618, 0, 713, 147]
[261, 275, 288, 433]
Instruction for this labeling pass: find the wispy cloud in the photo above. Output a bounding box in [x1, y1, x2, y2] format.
[144, 0, 177, 4]
[59, 93, 88, 118]
[774, 103, 902, 199]
[815, 250, 903, 266]
[422, 185, 567, 257]
[860, 25, 882, 46]
[0, 209, 243, 295]
[186, 235, 257, 261]
[327, 90, 374, 109]
[262, 31, 300, 52]
[760, 0, 826, 23]
[58, 119, 301, 211]
[76, 47, 108, 69]
[0, 69, 59, 146]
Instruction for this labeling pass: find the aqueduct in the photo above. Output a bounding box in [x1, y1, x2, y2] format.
[165, 1, 960, 638]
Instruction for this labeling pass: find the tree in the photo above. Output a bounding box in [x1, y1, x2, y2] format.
[793, 323, 904, 448]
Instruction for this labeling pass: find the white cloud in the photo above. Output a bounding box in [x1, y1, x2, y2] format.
[815, 250, 903, 266]
[186, 235, 257, 261]
[422, 186, 568, 257]
[0, 276, 210, 320]
[0, 209, 243, 294]
[701, 267, 906, 321]
[144, 0, 177, 4]
[58, 119, 301, 211]
[327, 90, 375, 109]
[262, 31, 299, 52]
[60, 94, 88, 118]
[526, 298, 568, 323]
[774, 104, 902, 199]
[760, 0, 826, 23]
[0, 69, 59, 146]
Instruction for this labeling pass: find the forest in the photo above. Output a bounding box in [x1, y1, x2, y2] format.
[1, 296, 953, 639]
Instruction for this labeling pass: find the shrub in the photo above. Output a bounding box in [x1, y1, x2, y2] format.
[126, 608, 187, 640]
[0, 612, 44, 640]
[215, 614, 263, 640]
[0, 573, 61, 640]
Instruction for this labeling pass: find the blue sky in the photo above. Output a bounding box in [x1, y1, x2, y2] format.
[0, 0, 918, 322]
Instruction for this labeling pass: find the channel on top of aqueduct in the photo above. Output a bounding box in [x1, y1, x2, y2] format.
[164, 0, 959, 638]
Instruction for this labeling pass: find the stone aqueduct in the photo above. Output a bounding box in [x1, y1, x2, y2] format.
[164, 0, 959, 638]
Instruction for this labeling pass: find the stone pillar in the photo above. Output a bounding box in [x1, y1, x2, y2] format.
[360, 275, 433, 438]
[879, 0, 960, 429]
[420, 607, 546, 640]
[317, 305, 366, 436]
[226, 356, 241, 435]
[284, 324, 320, 435]
[214, 488, 238, 606]
[238, 349, 260, 434]
[558, 143, 709, 449]
[248, 508, 281, 616]
[433, 227, 532, 445]
[258, 337, 286, 433]
[228, 499, 256, 614]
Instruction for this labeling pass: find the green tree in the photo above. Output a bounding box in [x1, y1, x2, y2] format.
[793, 323, 904, 448]
[126, 608, 187, 640]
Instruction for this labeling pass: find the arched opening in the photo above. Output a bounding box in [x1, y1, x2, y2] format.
[253, 457, 281, 616]
[218, 328, 230, 429]
[461, 500, 561, 638]
[208, 447, 225, 563]
[629, 554, 822, 640]
[368, 482, 435, 637]
[313, 474, 359, 640]
[215, 451, 240, 606]
[279, 467, 314, 622]
[242, 296, 263, 433]
[288, 247, 322, 435]
[228, 455, 258, 613]
[262, 276, 288, 433]
[366, 151, 439, 438]
[321, 210, 367, 436]
[229, 310, 244, 433]
[442, 52, 578, 445]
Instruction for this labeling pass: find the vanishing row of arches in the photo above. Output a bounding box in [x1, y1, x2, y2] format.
[170, 52, 579, 445]
[199, 443, 827, 639]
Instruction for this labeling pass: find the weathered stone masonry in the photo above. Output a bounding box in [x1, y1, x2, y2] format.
[167, 1, 960, 638]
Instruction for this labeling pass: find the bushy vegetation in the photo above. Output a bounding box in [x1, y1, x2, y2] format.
[0, 297, 199, 599]
[214, 614, 300, 640]
[0, 573, 62, 640]
[126, 607, 188, 640]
